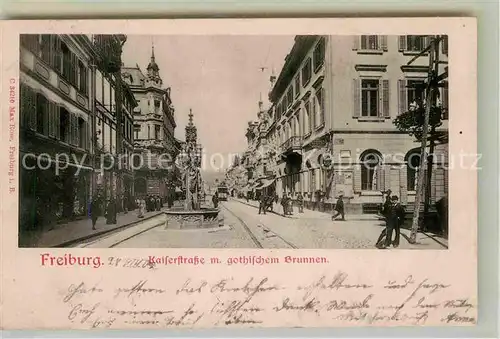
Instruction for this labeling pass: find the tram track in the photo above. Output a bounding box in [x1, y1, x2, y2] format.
[221, 202, 298, 249]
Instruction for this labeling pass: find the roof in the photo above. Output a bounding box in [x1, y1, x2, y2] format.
[121, 65, 146, 87]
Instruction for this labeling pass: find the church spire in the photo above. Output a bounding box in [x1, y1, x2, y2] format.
[146, 41, 160, 81]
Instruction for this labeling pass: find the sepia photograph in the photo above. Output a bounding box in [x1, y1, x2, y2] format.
[18, 34, 450, 249]
[1, 18, 479, 330]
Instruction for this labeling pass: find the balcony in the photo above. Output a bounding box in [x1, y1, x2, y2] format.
[280, 136, 303, 156]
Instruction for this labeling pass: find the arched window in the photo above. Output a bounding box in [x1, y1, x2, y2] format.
[360, 149, 382, 191]
[405, 149, 421, 191]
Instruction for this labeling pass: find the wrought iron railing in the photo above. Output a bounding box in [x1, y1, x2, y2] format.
[280, 136, 303, 153]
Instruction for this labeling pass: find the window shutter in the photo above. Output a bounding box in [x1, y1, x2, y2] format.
[441, 35, 448, 54]
[71, 53, 78, 86]
[376, 166, 384, 191]
[20, 84, 26, 128]
[311, 97, 316, 129]
[54, 105, 60, 140]
[48, 102, 56, 137]
[382, 79, 390, 118]
[424, 36, 431, 50]
[70, 114, 76, 145]
[442, 82, 449, 119]
[353, 78, 360, 118]
[399, 166, 408, 205]
[52, 36, 61, 71]
[320, 87, 326, 124]
[352, 36, 360, 50]
[398, 35, 407, 51]
[353, 166, 361, 193]
[379, 35, 388, 51]
[42, 100, 49, 136]
[398, 79, 407, 114]
[28, 88, 37, 131]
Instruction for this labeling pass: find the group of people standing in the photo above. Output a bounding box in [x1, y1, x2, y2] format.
[90, 193, 170, 229]
[376, 189, 406, 249]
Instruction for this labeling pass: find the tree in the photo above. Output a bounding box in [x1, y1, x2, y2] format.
[393, 83, 447, 233]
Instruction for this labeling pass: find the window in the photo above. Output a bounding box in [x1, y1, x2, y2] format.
[78, 60, 88, 95]
[301, 58, 312, 87]
[361, 35, 379, 50]
[96, 71, 104, 104]
[406, 151, 421, 191]
[155, 125, 161, 140]
[40, 35, 51, 64]
[60, 41, 72, 81]
[134, 126, 140, 140]
[286, 87, 293, 108]
[294, 76, 300, 98]
[441, 35, 448, 55]
[78, 118, 86, 148]
[313, 37, 325, 71]
[315, 88, 325, 127]
[407, 79, 425, 106]
[398, 79, 425, 114]
[360, 151, 381, 191]
[59, 108, 70, 143]
[399, 35, 429, 53]
[406, 35, 427, 52]
[361, 79, 379, 117]
[305, 100, 312, 134]
[20, 34, 41, 55]
[35, 93, 48, 135]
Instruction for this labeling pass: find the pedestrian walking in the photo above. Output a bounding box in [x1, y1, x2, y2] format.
[90, 196, 101, 230]
[137, 196, 145, 218]
[286, 192, 293, 215]
[331, 194, 345, 221]
[212, 193, 219, 208]
[155, 195, 161, 211]
[296, 192, 304, 213]
[258, 192, 267, 215]
[267, 194, 274, 212]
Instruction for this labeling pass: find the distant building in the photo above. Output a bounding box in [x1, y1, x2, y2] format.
[122, 45, 179, 198]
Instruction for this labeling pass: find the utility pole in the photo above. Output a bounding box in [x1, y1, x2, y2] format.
[409, 36, 439, 243]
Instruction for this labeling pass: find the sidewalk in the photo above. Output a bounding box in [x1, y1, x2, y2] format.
[231, 198, 378, 221]
[21, 209, 164, 248]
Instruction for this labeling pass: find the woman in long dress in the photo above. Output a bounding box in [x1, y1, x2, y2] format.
[137, 196, 145, 218]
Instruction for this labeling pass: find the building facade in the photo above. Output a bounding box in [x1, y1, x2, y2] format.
[267, 35, 449, 212]
[19, 34, 135, 238]
[122, 47, 179, 199]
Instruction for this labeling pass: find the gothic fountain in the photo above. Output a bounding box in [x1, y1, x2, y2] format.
[164, 109, 222, 229]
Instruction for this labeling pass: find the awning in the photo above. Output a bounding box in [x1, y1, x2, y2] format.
[21, 73, 88, 121]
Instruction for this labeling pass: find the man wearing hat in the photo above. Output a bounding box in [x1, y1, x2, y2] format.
[380, 195, 405, 248]
[331, 193, 345, 221]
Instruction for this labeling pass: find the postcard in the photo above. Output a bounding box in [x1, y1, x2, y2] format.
[0, 18, 477, 329]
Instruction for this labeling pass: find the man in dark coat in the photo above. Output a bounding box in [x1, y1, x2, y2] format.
[212, 193, 219, 208]
[258, 192, 267, 215]
[378, 195, 405, 248]
[297, 192, 304, 213]
[90, 196, 101, 230]
[106, 198, 117, 224]
[331, 194, 345, 221]
[281, 193, 288, 215]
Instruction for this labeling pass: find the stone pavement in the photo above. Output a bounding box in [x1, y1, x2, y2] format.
[230, 198, 448, 249]
[232, 197, 379, 221]
[21, 208, 164, 248]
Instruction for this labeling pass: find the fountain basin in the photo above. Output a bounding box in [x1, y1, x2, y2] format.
[164, 207, 222, 229]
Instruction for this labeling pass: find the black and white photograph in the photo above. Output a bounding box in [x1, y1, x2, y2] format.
[18, 34, 449, 249]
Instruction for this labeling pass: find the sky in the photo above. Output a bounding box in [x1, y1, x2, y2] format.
[121, 35, 295, 172]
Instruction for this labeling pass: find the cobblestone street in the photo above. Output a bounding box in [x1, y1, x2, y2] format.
[74, 198, 447, 249]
